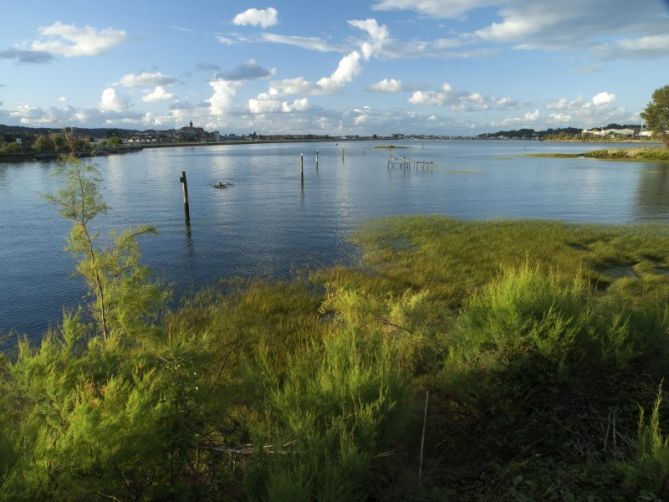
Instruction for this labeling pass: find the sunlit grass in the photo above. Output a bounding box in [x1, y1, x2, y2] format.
[4, 216, 669, 499]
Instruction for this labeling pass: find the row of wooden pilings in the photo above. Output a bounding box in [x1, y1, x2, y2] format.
[179, 147, 347, 224]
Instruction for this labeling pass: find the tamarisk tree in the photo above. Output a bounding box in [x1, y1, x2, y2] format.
[47, 155, 165, 339]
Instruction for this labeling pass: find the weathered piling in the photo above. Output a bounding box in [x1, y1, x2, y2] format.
[179, 170, 190, 224]
[300, 153, 304, 184]
[316, 149, 319, 170]
[342, 147, 345, 162]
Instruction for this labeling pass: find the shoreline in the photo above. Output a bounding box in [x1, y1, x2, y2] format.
[0, 137, 365, 164]
[2, 137, 665, 165]
[526, 146, 669, 162]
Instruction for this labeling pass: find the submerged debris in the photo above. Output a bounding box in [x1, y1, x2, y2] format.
[214, 182, 234, 189]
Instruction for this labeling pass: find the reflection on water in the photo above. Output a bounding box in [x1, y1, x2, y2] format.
[0, 140, 666, 338]
[635, 164, 669, 221]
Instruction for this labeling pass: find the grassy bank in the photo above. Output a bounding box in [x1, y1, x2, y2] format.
[528, 147, 669, 162]
[2, 215, 669, 500]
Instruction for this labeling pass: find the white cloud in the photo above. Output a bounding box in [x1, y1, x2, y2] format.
[119, 72, 177, 88]
[542, 93, 631, 128]
[99, 87, 125, 113]
[31, 22, 126, 57]
[592, 91, 615, 106]
[260, 33, 344, 52]
[374, 0, 669, 59]
[215, 35, 238, 45]
[348, 19, 390, 60]
[409, 82, 453, 105]
[248, 93, 310, 113]
[208, 80, 241, 117]
[269, 77, 315, 96]
[142, 86, 174, 103]
[368, 78, 404, 93]
[475, 7, 566, 43]
[496, 97, 517, 108]
[261, 18, 480, 60]
[600, 34, 669, 59]
[502, 109, 540, 126]
[232, 7, 279, 28]
[409, 82, 519, 111]
[549, 112, 572, 123]
[315, 50, 362, 93]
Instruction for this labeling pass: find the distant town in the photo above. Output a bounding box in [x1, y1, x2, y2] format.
[0, 121, 659, 162]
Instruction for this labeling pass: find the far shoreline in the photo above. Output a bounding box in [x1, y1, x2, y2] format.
[526, 146, 669, 162]
[1, 136, 665, 165]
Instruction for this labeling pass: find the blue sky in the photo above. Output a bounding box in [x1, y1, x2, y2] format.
[1, 0, 669, 135]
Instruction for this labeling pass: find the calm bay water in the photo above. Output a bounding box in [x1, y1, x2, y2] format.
[1, 140, 668, 338]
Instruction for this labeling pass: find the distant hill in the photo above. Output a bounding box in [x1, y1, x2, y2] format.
[0, 124, 143, 139]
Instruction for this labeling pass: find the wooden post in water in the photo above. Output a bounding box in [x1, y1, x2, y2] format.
[342, 147, 345, 162]
[316, 149, 319, 170]
[180, 170, 190, 224]
[300, 153, 305, 186]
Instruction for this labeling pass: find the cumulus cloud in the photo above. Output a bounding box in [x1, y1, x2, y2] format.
[409, 82, 518, 111]
[232, 7, 279, 28]
[502, 109, 540, 126]
[348, 19, 390, 60]
[368, 78, 405, 93]
[592, 91, 615, 106]
[268, 77, 315, 96]
[31, 22, 126, 57]
[268, 50, 363, 96]
[142, 86, 174, 103]
[549, 112, 572, 123]
[248, 93, 310, 113]
[0, 48, 54, 64]
[315, 50, 363, 93]
[99, 87, 125, 113]
[208, 80, 241, 117]
[119, 72, 177, 88]
[539, 92, 632, 128]
[215, 60, 274, 81]
[408, 83, 453, 105]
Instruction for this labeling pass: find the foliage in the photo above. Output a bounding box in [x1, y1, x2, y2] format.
[3, 199, 669, 499]
[32, 134, 55, 153]
[0, 141, 22, 154]
[46, 157, 165, 339]
[622, 385, 669, 499]
[641, 85, 669, 147]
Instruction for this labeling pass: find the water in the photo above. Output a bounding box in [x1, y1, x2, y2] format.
[1, 140, 668, 338]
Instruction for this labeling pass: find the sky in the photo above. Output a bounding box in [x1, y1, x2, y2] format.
[1, 0, 669, 136]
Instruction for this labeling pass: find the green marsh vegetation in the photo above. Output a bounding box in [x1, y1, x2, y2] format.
[528, 148, 669, 162]
[2, 158, 669, 499]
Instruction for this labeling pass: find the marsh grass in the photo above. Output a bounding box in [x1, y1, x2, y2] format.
[528, 147, 669, 162]
[3, 216, 669, 499]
